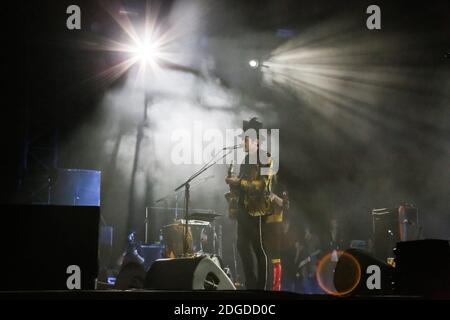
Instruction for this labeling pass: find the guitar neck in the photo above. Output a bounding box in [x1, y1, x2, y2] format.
[227, 162, 234, 178]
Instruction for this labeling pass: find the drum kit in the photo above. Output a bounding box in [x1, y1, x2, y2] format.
[149, 145, 235, 265]
[159, 211, 223, 259]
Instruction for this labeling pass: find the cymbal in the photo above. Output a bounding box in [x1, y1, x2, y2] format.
[188, 212, 222, 222]
[174, 219, 211, 226]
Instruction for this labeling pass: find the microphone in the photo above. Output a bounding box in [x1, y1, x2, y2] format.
[222, 144, 243, 150]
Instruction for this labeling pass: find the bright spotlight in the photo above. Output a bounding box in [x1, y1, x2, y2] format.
[133, 40, 159, 65]
[249, 59, 259, 69]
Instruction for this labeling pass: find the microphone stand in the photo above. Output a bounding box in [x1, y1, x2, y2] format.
[174, 148, 234, 257]
[148, 175, 215, 238]
[154, 174, 215, 205]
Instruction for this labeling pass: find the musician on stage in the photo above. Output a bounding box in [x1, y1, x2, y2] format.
[225, 117, 273, 290]
[295, 226, 322, 294]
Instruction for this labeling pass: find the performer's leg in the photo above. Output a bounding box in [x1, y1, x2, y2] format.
[262, 221, 273, 290]
[264, 221, 282, 291]
[272, 258, 282, 291]
[253, 216, 268, 290]
[237, 222, 256, 289]
[271, 223, 282, 291]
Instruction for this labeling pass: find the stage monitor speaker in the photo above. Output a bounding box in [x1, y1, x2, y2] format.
[334, 248, 395, 296]
[114, 261, 146, 290]
[145, 256, 236, 290]
[0, 204, 99, 290]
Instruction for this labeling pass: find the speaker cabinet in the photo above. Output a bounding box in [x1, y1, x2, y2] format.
[0, 204, 99, 290]
[395, 239, 450, 296]
[372, 205, 420, 262]
[372, 208, 400, 262]
[145, 256, 236, 290]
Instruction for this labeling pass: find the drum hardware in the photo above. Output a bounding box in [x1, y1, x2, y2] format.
[145, 207, 149, 244]
[217, 224, 223, 258]
[187, 211, 222, 222]
[153, 174, 215, 222]
[144, 207, 219, 245]
[173, 148, 234, 257]
[161, 223, 194, 258]
[145, 146, 233, 284]
[175, 219, 211, 226]
[161, 218, 223, 258]
[146, 207, 223, 258]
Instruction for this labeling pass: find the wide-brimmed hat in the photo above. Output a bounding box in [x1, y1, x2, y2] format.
[239, 117, 265, 140]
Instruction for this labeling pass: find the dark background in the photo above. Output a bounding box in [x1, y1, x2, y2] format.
[1, 0, 449, 270]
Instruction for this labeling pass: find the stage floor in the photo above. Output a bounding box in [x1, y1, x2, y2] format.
[0, 290, 424, 300]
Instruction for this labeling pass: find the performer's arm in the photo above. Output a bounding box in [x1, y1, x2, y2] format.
[270, 193, 284, 207]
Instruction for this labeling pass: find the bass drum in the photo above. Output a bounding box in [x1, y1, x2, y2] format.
[161, 223, 193, 258]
